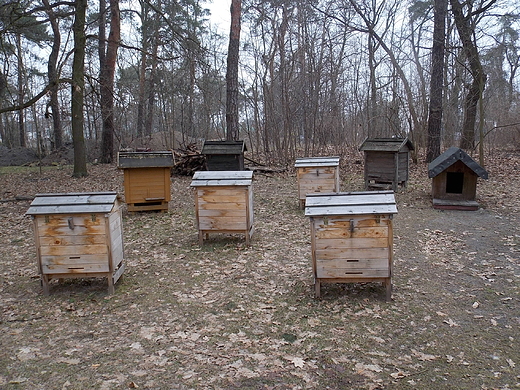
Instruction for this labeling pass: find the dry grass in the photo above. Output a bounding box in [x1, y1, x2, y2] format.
[0, 150, 519, 389]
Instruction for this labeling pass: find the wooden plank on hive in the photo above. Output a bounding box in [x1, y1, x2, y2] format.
[315, 227, 388, 239]
[40, 244, 108, 256]
[315, 247, 389, 260]
[315, 237, 389, 249]
[198, 218, 248, 230]
[41, 256, 110, 270]
[38, 234, 107, 246]
[316, 266, 390, 279]
[198, 209, 247, 217]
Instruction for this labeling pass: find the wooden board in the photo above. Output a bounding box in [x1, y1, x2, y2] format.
[306, 191, 395, 301]
[123, 167, 171, 209]
[192, 178, 254, 245]
[27, 193, 125, 295]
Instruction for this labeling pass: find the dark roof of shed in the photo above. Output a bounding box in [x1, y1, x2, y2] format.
[117, 151, 174, 168]
[428, 147, 488, 179]
[202, 140, 247, 155]
[359, 137, 415, 152]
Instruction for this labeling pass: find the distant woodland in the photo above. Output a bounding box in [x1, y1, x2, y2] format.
[1, 0, 519, 174]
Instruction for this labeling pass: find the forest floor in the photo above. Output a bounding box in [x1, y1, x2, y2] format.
[0, 148, 519, 390]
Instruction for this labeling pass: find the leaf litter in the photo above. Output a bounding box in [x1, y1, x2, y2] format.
[0, 149, 519, 389]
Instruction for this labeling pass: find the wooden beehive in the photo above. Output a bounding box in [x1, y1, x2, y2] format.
[26, 192, 125, 295]
[294, 157, 340, 209]
[428, 147, 488, 210]
[359, 137, 414, 191]
[117, 151, 174, 212]
[202, 140, 247, 171]
[190, 171, 254, 245]
[305, 191, 397, 301]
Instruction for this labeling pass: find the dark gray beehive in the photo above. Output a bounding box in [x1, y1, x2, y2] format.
[359, 137, 414, 191]
[202, 140, 246, 171]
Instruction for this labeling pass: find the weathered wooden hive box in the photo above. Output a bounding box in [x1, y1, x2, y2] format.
[190, 171, 254, 245]
[117, 150, 174, 212]
[428, 147, 488, 210]
[305, 191, 397, 301]
[26, 192, 125, 295]
[202, 140, 247, 171]
[359, 137, 414, 191]
[294, 157, 340, 209]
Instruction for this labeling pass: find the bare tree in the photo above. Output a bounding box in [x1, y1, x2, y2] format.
[99, 0, 121, 163]
[426, 0, 447, 162]
[449, 0, 493, 151]
[42, 0, 64, 150]
[71, 0, 88, 177]
[226, 0, 241, 141]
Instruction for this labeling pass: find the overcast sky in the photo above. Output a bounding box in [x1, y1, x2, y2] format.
[205, 0, 231, 32]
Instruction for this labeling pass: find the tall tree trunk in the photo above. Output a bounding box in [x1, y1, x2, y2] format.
[144, 36, 158, 137]
[426, 0, 447, 162]
[43, 0, 63, 150]
[450, 0, 489, 150]
[368, 34, 378, 138]
[72, 0, 88, 177]
[225, 0, 241, 141]
[16, 33, 25, 147]
[100, 0, 120, 163]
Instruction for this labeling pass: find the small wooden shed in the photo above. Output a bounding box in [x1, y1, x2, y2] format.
[190, 170, 254, 245]
[117, 150, 174, 212]
[428, 147, 488, 210]
[26, 192, 125, 295]
[305, 191, 397, 301]
[202, 140, 247, 171]
[359, 137, 414, 191]
[294, 157, 341, 209]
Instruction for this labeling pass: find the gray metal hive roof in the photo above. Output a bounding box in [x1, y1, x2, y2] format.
[359, 137, 415, 152]
[305, 191, 398, 216]
[190, 170, 253, 187]
[26, 192, 119, 215]
[294, 156, 340, 168]
[428, 147, 488, 179]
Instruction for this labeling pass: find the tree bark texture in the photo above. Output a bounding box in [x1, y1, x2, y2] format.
[450, 0, 488, 150]
[426, 0, 447, 162]
[100, 0, 121, 164]
[43, 0, 63, 150]
[226, 0, 241, 141]
[16, 33, 25, 148]
[72, 0, 88, 177]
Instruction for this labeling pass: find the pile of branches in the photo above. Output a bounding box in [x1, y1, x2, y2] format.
[172, 143, 206, 176]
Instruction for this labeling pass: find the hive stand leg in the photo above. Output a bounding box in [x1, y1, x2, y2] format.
[384, 280, 392, 302]
[299, 199, 305, 210]
[314, 280, 321, 298]
[107, 275, 115, 295]
[198, 230, 204, 246]
[245, 230, 250, 246]
[41, 275, 50, 296]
